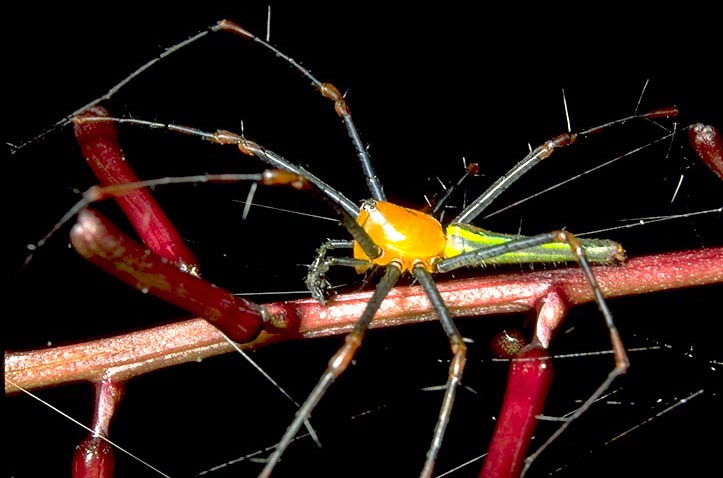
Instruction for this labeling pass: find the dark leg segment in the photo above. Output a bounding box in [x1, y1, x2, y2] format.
[412, 265, 467, 478]
[306, 239, 369, 303]
[521, 236, 628, 476]
[259, 264, 402, 478]
[453, 108, 678, 224]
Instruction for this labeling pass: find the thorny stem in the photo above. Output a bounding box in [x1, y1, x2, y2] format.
[6, 246, 722, 394]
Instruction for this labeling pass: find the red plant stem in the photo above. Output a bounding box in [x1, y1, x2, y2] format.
[93, 377, 125, 437]
[6, 246, 722, 395]
[71, 377, 123, 478]
[74, 107, 200, 273]
[479, 345, 554, 478]
[70, 208, 265, 343]
[480, 290, 566, 478]
[72, 436, 115, 478]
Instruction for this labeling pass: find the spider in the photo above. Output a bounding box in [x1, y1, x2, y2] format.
[7, 7, 723, 478]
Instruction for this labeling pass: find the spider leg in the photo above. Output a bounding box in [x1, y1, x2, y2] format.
[218, 20, 386, 202]
[452, 108, 678, 224]
[412, 265, 467, 478]
[306, 239, 368, 303]
[437, 230, 630, 475]
[303, 191, 383, 303]
[259, 263, 402, 478]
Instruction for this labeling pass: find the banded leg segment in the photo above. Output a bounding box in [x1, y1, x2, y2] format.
[73, 115, 360, 218]
[259, 264, 402, 478]
[217, 20, 386, 202]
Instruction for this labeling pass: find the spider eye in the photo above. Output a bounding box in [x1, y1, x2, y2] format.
[361, 199, 377, 211]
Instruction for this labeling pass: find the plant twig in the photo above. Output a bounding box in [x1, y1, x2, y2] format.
[6, 246, 721, 394]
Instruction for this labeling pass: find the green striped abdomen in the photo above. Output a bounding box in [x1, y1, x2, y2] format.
[444, 223, 625, 265]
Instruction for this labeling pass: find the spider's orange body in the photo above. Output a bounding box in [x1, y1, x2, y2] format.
[353, 199, 446, 273]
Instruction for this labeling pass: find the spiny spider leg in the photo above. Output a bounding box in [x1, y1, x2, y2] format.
[12, 17, 386, 202]
[453, 107, 678, 224]
[306, 239, 365, 303]
[437, 230, 629, 476]
[412, 265, 467, 478]
[216, 20, 386, 202]
[75, 115, 360, 217]
[259, 263, 403, 478]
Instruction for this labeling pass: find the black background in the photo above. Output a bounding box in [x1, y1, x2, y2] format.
[3, 4, 721, 478]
